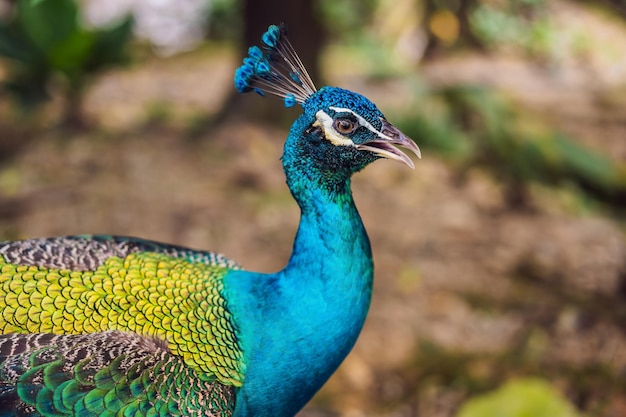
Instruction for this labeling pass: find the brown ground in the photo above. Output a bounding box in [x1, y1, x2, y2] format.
[1, 3, 626, 416]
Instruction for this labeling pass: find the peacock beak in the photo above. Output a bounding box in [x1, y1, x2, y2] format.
[355, 119, 421, 169]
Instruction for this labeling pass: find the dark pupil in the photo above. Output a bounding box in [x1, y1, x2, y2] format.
[338, 120, 353, 132]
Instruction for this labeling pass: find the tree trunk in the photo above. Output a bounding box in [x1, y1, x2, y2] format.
[62, 85, 88, 130]
[243, 0, 324, 84]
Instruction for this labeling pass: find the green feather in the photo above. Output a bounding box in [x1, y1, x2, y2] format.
[35, 387, 56, 415]
[59, 380, 84, 412]
[82, 387, 107, 413]
[18, 363, 46, 404]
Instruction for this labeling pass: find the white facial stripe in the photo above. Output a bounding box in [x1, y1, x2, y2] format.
[329, 106, 393, 141]
[314, 110, 355, 147]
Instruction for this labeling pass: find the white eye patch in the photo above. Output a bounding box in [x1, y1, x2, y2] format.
[313, 110, 356, 147]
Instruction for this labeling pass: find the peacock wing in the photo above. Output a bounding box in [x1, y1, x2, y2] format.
[0, 330, 235, 416]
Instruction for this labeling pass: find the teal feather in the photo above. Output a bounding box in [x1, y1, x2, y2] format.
[234, 24, 316, 106]
[0, 24, 420, 417]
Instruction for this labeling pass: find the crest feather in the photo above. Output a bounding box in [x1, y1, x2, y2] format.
[234, 24, 317, 107]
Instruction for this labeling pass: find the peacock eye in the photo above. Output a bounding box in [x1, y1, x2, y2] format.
[333, 118, 358, 135]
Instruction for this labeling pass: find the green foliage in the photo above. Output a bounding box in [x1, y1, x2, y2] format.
[374, 328, 623, 416]
[395, 84, 626, 210]
[207, 0, 242, 40]
[0, 0, 133, 123]
[318, 0, 378, 41]
[470, 0, 553, 56]
[456, 378, 582, 417]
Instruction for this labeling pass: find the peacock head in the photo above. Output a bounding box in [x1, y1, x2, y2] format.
[234, 24, 420, 175]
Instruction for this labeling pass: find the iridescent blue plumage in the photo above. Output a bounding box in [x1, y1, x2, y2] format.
[227, 25, 420, 417]
[261, 25, 281, 48]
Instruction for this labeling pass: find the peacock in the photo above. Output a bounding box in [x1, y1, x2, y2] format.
[0, 24, 420, 417]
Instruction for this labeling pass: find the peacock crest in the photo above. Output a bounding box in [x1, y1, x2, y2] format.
[234, 24, 316, 108]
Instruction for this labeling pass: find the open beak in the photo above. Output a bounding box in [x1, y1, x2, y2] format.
[355, 119, 421, 169]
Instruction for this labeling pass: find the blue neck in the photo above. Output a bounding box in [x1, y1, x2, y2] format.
[226, 140, 373, 417]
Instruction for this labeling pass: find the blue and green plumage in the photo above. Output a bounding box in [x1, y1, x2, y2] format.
[0, 24, 420, 417]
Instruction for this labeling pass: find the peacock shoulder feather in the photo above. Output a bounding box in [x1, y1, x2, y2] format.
[0, 236, 244, 388]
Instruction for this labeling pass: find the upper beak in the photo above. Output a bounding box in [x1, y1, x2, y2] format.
[355, 119, 421, 169]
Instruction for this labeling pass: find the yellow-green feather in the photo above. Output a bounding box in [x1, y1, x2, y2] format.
[0, 251, 244, 387]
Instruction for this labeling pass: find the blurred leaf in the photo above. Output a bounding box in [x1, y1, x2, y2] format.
[394, 83, 626, 210]
[1, 72, 50, 107]
[88, 16, 134, 70]
[0, 22, 40, 63]
[319, 0, 378, 40]
[555, 134, 618, 190]
[49, 30, 95, 74]
[396, 112, 473, 160]
[0, 0, 133, 125]
[207, 0, 241, 40]
[17, 0, 78, 53]
[469, 0, 552, 56]
[456, 378, 582, 417]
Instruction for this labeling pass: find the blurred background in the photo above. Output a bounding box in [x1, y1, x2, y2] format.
[1, 0, 625, 416]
